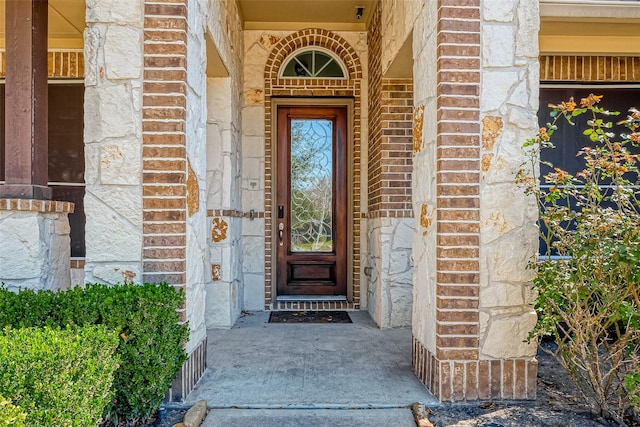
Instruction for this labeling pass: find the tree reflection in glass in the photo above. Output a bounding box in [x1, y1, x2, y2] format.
[290, 119, 333, 252]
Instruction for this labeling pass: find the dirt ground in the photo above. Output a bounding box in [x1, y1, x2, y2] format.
[424, 340, 627, 427]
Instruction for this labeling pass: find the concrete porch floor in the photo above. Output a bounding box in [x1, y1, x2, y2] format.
[184, 311, 437, 426]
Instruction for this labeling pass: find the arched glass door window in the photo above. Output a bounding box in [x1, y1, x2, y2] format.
[281, 48, 346, 78]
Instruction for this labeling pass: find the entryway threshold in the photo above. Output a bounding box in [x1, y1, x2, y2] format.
[276, 295, 347, 302]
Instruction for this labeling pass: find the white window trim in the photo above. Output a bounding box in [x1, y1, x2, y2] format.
[540, 0, 640, 19]
[279, 47, 348, 80]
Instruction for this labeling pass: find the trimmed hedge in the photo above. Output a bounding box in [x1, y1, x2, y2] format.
[0, 326, 119, 427]
[0, 282, 189, 424]
[0, 396, 26, 427]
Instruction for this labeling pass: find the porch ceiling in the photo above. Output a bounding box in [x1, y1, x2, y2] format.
[0, 0, 85, 49]
[539, 0, 640, 55]
[237, 0, 377, 31]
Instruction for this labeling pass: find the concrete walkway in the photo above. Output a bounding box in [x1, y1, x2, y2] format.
[184, 311, 437, 426]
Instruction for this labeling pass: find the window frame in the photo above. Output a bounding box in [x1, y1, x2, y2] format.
[279, 47, 348, 80]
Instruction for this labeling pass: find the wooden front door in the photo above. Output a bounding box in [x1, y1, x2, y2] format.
[276, 106, 348, 296]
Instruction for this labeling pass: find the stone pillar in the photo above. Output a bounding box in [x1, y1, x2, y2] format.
[1, 0, 50, 200]
[0, 199, 73, 290]
[411, 0, 539, 401]
[83, 0, 144, 285]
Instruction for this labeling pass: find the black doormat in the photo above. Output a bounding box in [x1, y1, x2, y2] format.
[268, 310, 352, 323]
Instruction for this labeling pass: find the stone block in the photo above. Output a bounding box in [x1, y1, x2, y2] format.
[242, 217, 264, 236]
[205, 281, 233, 328]
[483, 0, 515, 22]
[481, 71, 518, 112]
[480, 282, 524, 308]
[92, 263, 141, 285]
[242, 135, 264, 158]
[84, 85, 136, 142]
[480, 185, 528, 243]
[207, 78, 232, 122]
[86, 0, 143, 24]
[515, 1, 540, 58]
[104, 26, 142, 79]
[389, 250, 411, 275]
[89, 186, 142, 227]
[242, 107, 264, 136]
[243, 273, 265, 310]
[389, 284, 413, 327]
[392, 219, 415, 250]
[84, 26, 101, 87]
[481, 311, 537, 358]
[241, 236, 264, 273]
[99, 140, 142, 185]
[84, 191, 143, 262]
[206, 171, 223, 208]
[482, 25, 514, 68]
[482, 225, 537, 284]
[184, 400, 207, 427]
[0, 212, 70, 291]
[70, 267, 85, 287]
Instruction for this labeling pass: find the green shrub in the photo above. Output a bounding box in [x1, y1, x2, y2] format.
[0, 282, 189, 424]
[0, 396, 26, 427]
[518, 95, 640, 424]
[0, 325, 119, 427]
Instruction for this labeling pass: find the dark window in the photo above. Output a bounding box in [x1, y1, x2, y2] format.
[282, 50, 345, 78]
[539, 87, 640, 178]
[0, 83, 85, 257]
[538, 86, 640, 255]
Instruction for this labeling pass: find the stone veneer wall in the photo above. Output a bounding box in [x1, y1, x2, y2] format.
[366, 0, 415, 329]
[241, 29, 366, 310]
[411, 0, 538, 401]
[0, 200, 73, 291]
[84, 0, 144, 285]
[477, 0, 539, 395]
[203, 0, 245, 328]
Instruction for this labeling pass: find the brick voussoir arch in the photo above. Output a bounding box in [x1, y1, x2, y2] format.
[264, 28, 362, 81]
[262, 28, 363, 311]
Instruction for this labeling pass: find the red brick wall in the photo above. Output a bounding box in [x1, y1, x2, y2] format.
[263, 29, 363, 310]
[143, 0, 206, 402]
[142, 1, 188, 298]
[540, 55, 640, 81]
[367, 4, 383, 214]
[378, 78, 413, 216]
[367, 3, 413, 218]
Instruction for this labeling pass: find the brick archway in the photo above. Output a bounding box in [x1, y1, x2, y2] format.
[263, 28, 363, 310]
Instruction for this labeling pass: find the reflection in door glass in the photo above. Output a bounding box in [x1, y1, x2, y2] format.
[290, 119, 333, 252]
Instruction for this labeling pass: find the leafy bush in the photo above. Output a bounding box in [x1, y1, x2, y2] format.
[518, 95, 640, 425]
[0, 395, 26, 427]
[0, 325, 119, 427]
[0, 282, 189, 425]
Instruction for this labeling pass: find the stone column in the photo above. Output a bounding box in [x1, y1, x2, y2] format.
[411, 0, 539, 401]
[0, 200, 73, 290]
[83, 0, 144, 285]
[1, 0, 50, 200]
[0, 1, 74, 291]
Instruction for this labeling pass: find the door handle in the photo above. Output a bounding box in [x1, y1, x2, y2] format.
[278, 222, 284, 246]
